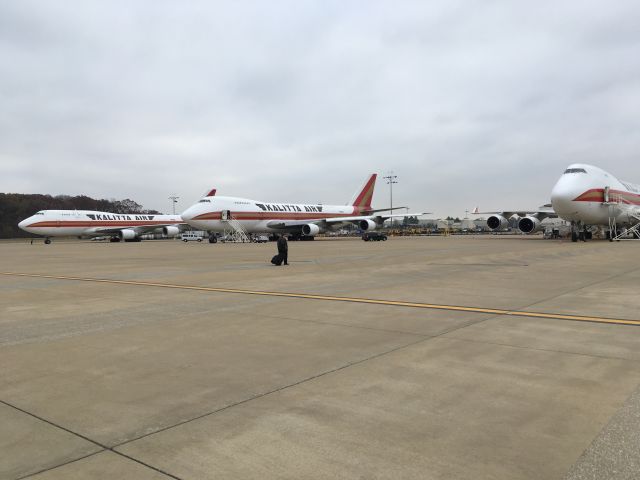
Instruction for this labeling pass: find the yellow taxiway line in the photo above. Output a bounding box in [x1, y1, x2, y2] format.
[2, 271, 639, 327]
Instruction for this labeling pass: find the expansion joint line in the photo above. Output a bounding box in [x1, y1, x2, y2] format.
[1, 399, 184, 479]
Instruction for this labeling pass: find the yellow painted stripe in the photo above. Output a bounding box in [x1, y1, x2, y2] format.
[2, 271, 639, 327]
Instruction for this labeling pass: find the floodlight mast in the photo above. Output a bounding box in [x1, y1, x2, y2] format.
[383, 172, 398, 227]
[169, 195, 180, 215]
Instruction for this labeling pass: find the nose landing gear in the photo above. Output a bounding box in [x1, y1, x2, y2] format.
[44, 237, 51, 245]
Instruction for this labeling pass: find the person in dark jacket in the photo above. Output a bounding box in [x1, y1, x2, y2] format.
[277, 234, 289, 265]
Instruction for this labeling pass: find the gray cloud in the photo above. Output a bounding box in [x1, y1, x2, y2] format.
[1, 0, 639, 217]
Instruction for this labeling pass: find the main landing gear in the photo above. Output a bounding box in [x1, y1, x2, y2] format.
[44, 237, 51, 244]
[570, 222, 591, 242]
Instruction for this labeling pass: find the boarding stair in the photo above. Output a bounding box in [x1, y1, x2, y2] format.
[603, 188, 623, 240]
[602, 187, 640, 240]
[221, 215, 251, 243]
[611, 211, 640, 241]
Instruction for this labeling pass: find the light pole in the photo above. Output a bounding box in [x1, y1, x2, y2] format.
[169, 195, 179, 215]
[383, 172, 398, 227]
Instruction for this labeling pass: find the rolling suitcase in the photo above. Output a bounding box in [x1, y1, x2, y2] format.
[271, 254, 283, 266]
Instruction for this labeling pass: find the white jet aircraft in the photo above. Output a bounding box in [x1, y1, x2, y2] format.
[551, 163, 640, 241]
[18, 210, 185, 243]
[477, 164, 640, 241]
[181, 174, 426, 238]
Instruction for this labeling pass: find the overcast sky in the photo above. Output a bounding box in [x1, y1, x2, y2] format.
[1, 0, 639, 217]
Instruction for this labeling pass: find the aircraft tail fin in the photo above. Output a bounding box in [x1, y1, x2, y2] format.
[349, 174, 377, 211]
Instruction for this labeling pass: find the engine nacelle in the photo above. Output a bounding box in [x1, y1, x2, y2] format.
[301, 224, 320, 236]
[358, 219, 377, 231]
[486, 215, 509, 231]
[518, 216, 542, 234]
[119, 229, 137, 240]
[162, 226, 180, 237]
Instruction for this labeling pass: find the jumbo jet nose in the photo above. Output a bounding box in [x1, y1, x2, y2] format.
[551, 170, 588, 219]
[18, 218, 30, 231]
[550, 176, 573, 217]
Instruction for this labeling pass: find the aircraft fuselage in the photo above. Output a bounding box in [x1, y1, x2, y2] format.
[551, 164, 640, 227]
[182, 196, 363, 233]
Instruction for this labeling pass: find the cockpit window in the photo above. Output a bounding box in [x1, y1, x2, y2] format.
[35, 211, 44, 215]
[198, 199, 211, 203]
[564, 168, 587, 174]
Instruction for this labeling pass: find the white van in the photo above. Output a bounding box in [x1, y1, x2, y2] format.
[181, 231, 205, 242]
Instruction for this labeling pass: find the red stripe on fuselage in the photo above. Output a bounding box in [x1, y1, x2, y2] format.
[192, 211, 358, 222]
[28, 221, 179, 228]
[573, 188, 640, 205]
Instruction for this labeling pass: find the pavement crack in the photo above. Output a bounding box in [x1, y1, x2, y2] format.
[506, 263, 640, 316]
[114, 312, 493, 450]
[439, 336, 640, 363]
[1, 400, 184, 480]
[113, 335, 433, 449]
[15, 451, 103, 480]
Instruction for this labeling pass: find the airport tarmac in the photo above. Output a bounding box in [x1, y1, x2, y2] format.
[1, 235, 639, 480]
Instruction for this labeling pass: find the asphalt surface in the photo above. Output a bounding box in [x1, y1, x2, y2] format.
[1, 235, 639, 479]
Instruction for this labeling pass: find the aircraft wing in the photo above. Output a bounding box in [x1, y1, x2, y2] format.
[362, 206, 408, 214]
[266, 213, 429, 230]
[473, 210, 557, 219]
[91, 222, 186, 236]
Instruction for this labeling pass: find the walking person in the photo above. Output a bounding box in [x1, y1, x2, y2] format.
[276, 234, 289, 266]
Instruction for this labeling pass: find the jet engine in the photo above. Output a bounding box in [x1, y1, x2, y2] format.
[162, 226, 180, 237]
[486, 215, 509, 231]
[518, 216, 542, 234]
[119, 229, 137, 241]
[302, 224, 320, 236]
[358, 219, 377, 231]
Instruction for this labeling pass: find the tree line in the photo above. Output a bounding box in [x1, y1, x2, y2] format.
[0, 193, 161, 238]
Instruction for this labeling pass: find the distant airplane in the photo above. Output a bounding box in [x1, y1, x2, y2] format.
[18, 210, 185, 244]
[551, 163, 640, 241]
[476, 163, 640, 241]
[181, 174, 427, 238]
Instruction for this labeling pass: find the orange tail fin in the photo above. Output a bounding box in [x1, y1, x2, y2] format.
[349, 174, 377, 211]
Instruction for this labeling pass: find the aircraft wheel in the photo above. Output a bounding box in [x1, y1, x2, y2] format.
[44, 238, 51, 245]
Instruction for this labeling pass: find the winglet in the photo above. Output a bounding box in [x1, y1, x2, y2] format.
[349, 174, 377, 211]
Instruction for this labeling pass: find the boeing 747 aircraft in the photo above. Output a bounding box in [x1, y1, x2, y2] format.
[181, 174, 425, 238]
[479, 164, 640, 241]
[551, 163, 640, 241]
[18, 210, 185, 243]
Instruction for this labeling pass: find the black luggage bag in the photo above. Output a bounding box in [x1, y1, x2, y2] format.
[271, 254, 283, 266]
